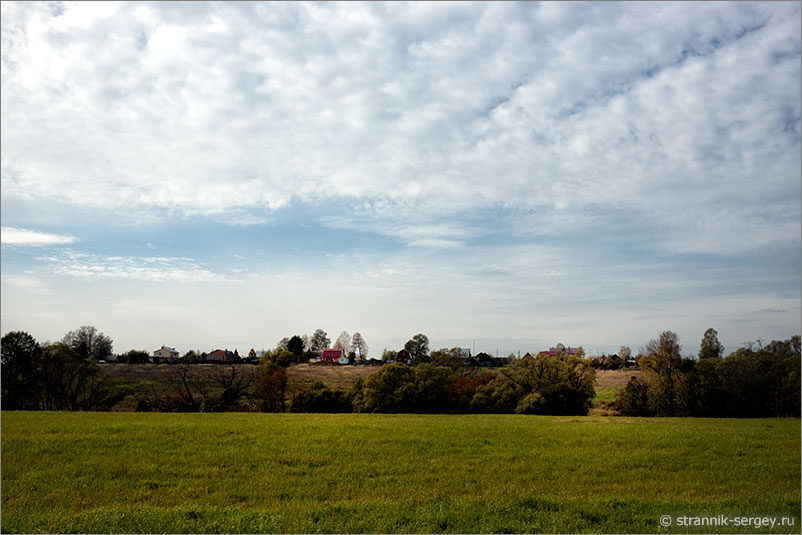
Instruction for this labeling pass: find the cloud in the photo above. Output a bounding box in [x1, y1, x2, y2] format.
[1, 2, 798, 256]
[36, 250, 231, 283]
[1, 226, 77, 246]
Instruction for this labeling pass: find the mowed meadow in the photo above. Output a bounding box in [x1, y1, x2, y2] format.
[2, 413, 799, 534]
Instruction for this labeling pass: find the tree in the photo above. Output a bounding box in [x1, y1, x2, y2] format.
[252, 360, 288, 412]
[39, 343, 125, 411]
[410, 363, 456, 413]
[61, 325, 113, 361]
[619, 346, 632, 362]
[208, 365, 254, 411]
[310, 329, 331, 351]
[615, 376, 653, 416]
[350, 332, 368, 361]
[639, 330, 687, 416]
[1, 331, 43, 410]
[498, 353, 595, 415]
[287, 335, 305, 356]
[180, 350, 200, 363]
[699, 328, 724, 360]
[289, 381, 352, 413]
[261, 348, 294, 368]
[405, 334, 429, 364]
[334, 331, 351, 351]
[120, 349, 150, 364]
[430, 347, 466, 369]
[381, 348, 398, 362]
[685, 357, 726, 416]
[354, 363, 416, 413]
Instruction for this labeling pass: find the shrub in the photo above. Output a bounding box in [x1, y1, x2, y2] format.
[615, 377, 653, 416]
[515, 392, 547, 414]
[290, 382, 352, 413]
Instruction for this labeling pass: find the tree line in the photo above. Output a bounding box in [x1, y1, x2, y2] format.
[615, 330, 800, 417]
[2, 327, 799, 417]
[1, 326, 124, 411]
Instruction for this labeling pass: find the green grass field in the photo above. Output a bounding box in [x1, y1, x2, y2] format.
[2, 412, 799, 534]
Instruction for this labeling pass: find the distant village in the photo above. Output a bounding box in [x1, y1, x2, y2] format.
[100, 343, 638, 370]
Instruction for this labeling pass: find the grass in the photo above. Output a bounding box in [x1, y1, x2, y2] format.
[1, 412, 799, 533]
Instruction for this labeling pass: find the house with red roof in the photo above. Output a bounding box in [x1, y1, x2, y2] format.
[321, 348, 345, 364]
[205, 349, 236, 362]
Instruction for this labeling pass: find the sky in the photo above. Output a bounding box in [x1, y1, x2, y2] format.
[1, 1, 800, 358]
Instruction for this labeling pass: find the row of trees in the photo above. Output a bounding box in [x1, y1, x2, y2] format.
[616, 330, 800, 417]
[2, 327, 125, 411]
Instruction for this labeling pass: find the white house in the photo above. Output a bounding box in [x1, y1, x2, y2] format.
[153, 345, 179, 362]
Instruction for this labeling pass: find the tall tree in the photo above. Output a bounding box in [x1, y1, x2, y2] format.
[639, 330, 687, 416]
[699, 328, 724, 359]
[405, 334, 430, 363]
[1, 331, 43, 410]
[310, 329, 331, 351]
[334, 331, 351, 351]
[287, 335, 305, 356]
[252, 361, 288, 412]
[39, 343, 124, 411]
[351, 332, 368, 360]
[61, 325, 113, 361]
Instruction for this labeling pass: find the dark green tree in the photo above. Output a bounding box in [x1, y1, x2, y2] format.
[120, 349, 150, 364]
[1, 331, 43, 410]
[61, 325, 113, 361]
[410, 363, 456, 413]
[355, 363, 415, 413]
[699, 328, 724, 359]
[252, 360, 288, 412]
[287, 335, 305, 356]
[405, 333, 430, 364]
[639, 330, 687, 416]
[615, 376, 653, 416]
[39, 343, 125, 411]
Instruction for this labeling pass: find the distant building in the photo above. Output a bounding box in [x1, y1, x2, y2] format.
[153, 346, 179, 363]
[205, 349, 236, 362]
[458, 348, 471, 359]
[321, 348, 345, 363]
[395, 349, 412, 364]
[537, 347, 582, 357]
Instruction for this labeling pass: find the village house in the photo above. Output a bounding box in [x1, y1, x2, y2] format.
[537, 346, 582, 357]
[152, 345, 179, 363]
[320, 348, 345, 364]
[204, 349, 236, 362]
[395, 349, 412, 364]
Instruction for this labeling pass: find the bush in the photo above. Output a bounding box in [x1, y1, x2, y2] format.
[615, 377, 653, 416]
[515, 392, 546, 414]
[410, 363, 456, 413]
[354, 363, 415, 413]
[290, 382, 352, 413]
[469, 378, 522, 413]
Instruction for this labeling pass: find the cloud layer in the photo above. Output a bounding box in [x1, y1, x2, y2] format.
[2, 2, 799, 254]
[1, 2, 799, 354]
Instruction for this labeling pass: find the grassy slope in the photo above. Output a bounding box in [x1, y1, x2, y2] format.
[2, 413, 799, 534]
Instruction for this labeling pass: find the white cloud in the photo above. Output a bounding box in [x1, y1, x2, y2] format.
[36, 250, 231, 283]
[1, 226, 77, 246]
[0, 2, 798, 352]
[1, 2, 798, 257]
